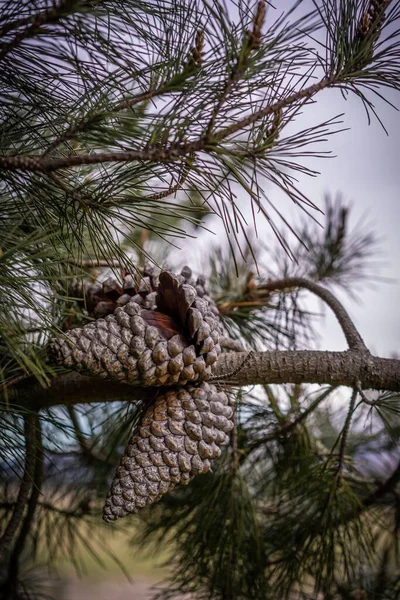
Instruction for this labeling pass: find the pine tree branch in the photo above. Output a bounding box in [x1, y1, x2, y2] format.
[0, 75, 336, 175]
[205, 1, 265, 138]
[4, 372, 159, 410]
[0, 414, 37, 560]
[258, 278, 367, 351]
[5, 350, 400, 410]
[0, 0, 78, 62]
[214, 350, 398, 389]
[335, 388, 358, 482]
[42, 82, 178, 157]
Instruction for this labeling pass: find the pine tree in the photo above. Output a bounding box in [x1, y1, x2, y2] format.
[1, 1, 400, 598]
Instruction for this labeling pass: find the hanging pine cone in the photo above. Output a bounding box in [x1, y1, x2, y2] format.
[49, 270, 222, 386]
[103, 382, 233, 522]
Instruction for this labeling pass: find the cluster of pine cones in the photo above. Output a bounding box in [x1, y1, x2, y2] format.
[49, 266, 234, 522]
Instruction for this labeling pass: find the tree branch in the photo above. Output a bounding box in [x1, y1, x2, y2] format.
[220, 337, 246, 352]
[5, 349, 400, 410]
[0, 414, 37, 560]
[42, 84, 171, 157]
[0, 0, 77, 62]
[6, 372, 159, 410]
[215, 350, 398, 390]
[259, 278, 367, 351]
[2, 414, 43, 591]
[0, 75, 335, 175]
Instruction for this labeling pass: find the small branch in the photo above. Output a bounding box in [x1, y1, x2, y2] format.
[43, 83, 171, 157]
[252, 385, 335, 443]
[335, 388, 358, 482]
[206, 0, 265, 138]
[0, 75, 336, 175]
[3, 414, 43, 588]
[66, 257, 129, 269]
[259, 277, 367, 351]
[0, 0, 76, 62]
[263, 384, 286, 423]
[0, 414, 37, 560]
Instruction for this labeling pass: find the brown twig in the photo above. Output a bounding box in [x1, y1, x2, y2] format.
[2, 413, 43, 590]
[259, 277, 368, 351]
[206, 0, 266, 138]
[335, 388, 358, 483]
[66, 257, 127, 269]
[0, 414, 37, 560]
[0, 0, 76, 62]
[0, 75, 335, 175]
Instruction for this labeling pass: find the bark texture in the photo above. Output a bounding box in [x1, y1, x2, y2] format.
[9, 349, 400, 409]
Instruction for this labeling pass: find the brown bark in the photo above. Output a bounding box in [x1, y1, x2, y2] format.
[8, 349, 400, 409]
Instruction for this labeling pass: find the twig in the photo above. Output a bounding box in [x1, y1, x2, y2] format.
[356, 380, 375, 405]
[2, 414, 43, 589]
[0, 75, 336, 174]
[363, 459, 400, 507]
[335, 388, 358, 482]
[43, 84, 171, 157]
[206, 1, 266, 139]
[0, 0, 76, 62]
[252, 385, 335, 444]
[66, 257, 129, 269]
[263, 384, 286, 423]
[259, 277, 367, 351]
[0, 414, 37, 560]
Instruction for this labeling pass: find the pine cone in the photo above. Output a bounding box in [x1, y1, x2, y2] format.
[70, 265, 220, 320]
[70, 266, 160, 318]
[49, 270, 222, 385]
[103, 382, 233, 522]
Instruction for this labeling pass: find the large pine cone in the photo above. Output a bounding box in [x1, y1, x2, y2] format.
[49, 271, 222, 386]
[103, 382, 233, 522]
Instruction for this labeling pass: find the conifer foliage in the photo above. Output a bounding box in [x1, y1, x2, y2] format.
[1, 1, 400, 599]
